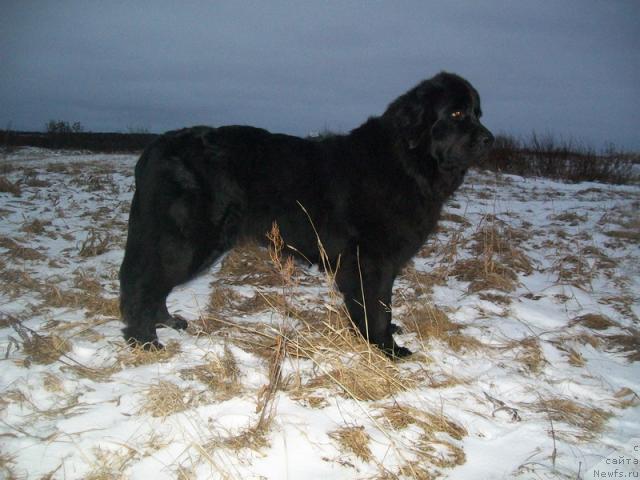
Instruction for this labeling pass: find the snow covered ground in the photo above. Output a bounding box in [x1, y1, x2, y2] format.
[1, 148, 638, 479]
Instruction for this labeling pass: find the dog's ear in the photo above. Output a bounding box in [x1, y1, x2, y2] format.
[383, 80, 439, 151]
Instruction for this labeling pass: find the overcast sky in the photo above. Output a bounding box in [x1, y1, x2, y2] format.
[1, 1, 638, 149]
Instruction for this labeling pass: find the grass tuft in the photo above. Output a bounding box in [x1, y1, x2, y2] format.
[0, 176, 21, 196]
[78, 228, 112, 257]
[329, 425, 373, 462]
[498, 337, 546, 375]
[12, 323, 70, 365]
[118, 340, 181, 366]
[533, 397, 612, 442]
[139, 380, 201, 418]
[571, 313, 617, 330]
[601, 329, 640, 362]
[180, 345, 242, 401]
[85, 447, 136, 480]
[404, 304, 482, 352]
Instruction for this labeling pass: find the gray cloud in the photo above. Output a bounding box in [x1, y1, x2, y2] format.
[1, 1, 638, 149]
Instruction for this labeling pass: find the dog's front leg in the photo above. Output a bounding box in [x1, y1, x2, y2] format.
[335, 252, 412, 358]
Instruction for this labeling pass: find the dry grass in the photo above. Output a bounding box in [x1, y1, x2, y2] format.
[202, 223, 418, 405]
[180, 346, 242, 401]
[1, 247, 16, 268]
[516, 337, 546, 374]
[277, 316, 416, 402]
[305, 353, 414, 401]
[0, 453, 17, 480]
[16, 268, 120, 320]
[395, 462, 437, 480]
[400, 264, 449, 297]
[470, 222, 524, 256]
[377, 404, 466, 441]
[533, 397, 612, 442]
[451, 257, 518, 293]
[464, 215, 534, 284]
[0, 236, 47, 261]
[21, 218, 51, 235]
[42, 372, 65, 393]
[206, 285, 296, 326]
[60, 360, 121, 382]
[600, 294, 638, 321]
[377, 404, 417, 431]
[78, 228, 112, 257]
[549, 212, 587, 225]
[601, 329, 640, 362]
[217, 422, 271, 453]
[376, 404, 467, 473]
[214, 334, 286, 453]
[570, 313, 618, 330]
[604, 229, 640, 243]
[416, 439, 466, 469]
[85, 447, 136, 480]
[139, 380, 202, 418]
[0, 267, 41, 298]
[22, 172, 51, 188]
[440, 212, 471, 227]
[552, 254, 594, 288]
[612, 387, 640, 409]
[0, 313, 21, 329]
[403, 304, 482, 352]
[218, 241, 289, 287]
[118, 340, 181, 366]
[329, 425, 373, 462]
[565, 347, 586, 367]
[464, 217, 534, 288]
[45, 163, 72, 174]
[0, 176, 21, 196]
[12, 323, 70, 365]
[477, 291, 512, 305]
[580, 245, 618, 269]
[205, 318, 412, 407]
[498, 337, 546, 375]
[480, 132, 637, 184]
[39, 281, 119, 318]
[207, 284, 244, 316]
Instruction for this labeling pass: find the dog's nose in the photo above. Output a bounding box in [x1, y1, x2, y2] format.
[481, 130, 494, 147]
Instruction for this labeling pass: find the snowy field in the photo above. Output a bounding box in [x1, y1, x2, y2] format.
[1, 148, 638, 479]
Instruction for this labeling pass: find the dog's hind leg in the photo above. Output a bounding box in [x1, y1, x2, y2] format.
[119, 189, 175, 349]
[120, 197, 228, 347]
[119, 164, 239, 348]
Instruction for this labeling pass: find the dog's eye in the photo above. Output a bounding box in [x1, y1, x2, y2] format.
[450, 111, 464, 120]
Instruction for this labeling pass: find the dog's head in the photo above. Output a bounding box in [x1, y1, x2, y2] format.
[383, 72, 494, 178]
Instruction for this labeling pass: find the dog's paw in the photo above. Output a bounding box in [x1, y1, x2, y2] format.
[382, 343, 413, 360]
[384, 345, 412, 359]
[392, 345, 413, 358]
[156, 315, 188, 331]
[123, 326, 163, 351]
[389, 322, 404, 335]
[126, 335, 164, 351]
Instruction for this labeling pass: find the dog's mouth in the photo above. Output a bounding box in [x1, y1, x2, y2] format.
[434, 152, 471, 175]
[472, 143, 492, 159]
[473, 129, 494, 154]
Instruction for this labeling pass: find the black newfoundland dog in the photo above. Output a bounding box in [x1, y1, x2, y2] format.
[119, 72, 493, 358]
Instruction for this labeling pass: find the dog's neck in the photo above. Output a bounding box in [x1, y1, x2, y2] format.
[351, 116, 465, 202]
[397, 143, 465, 202]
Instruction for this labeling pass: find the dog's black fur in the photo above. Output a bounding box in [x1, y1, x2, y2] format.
[119, 72, 493, 357]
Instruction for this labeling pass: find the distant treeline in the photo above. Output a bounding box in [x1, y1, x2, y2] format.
[1, 129, 159, 153]
[477, 133, 639, 184]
